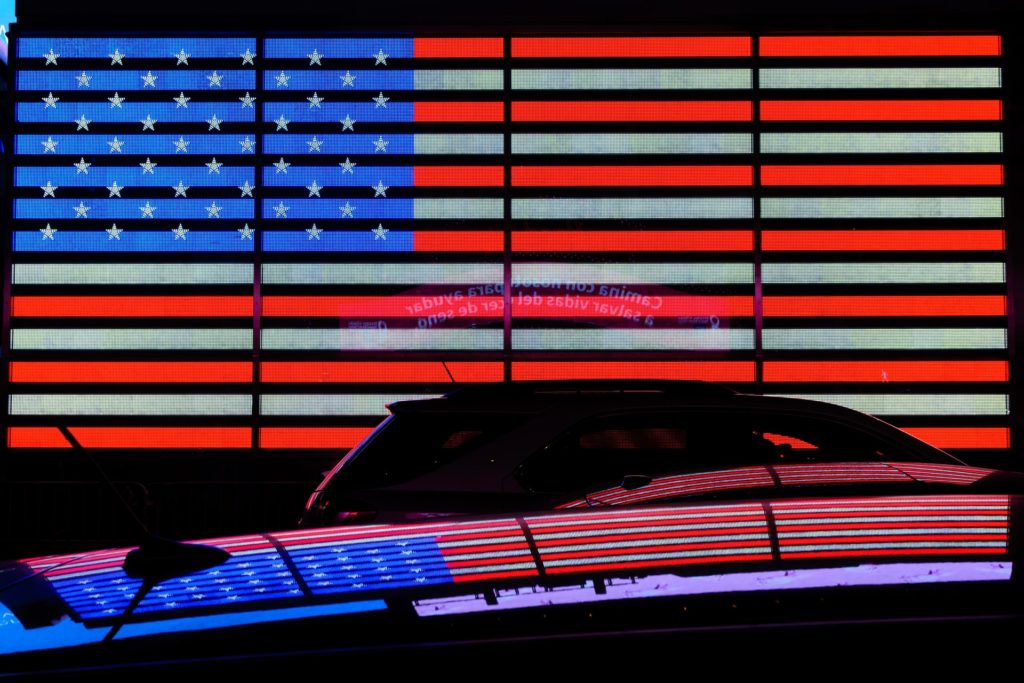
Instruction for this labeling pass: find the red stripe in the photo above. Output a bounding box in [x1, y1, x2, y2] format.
[9, 361, 253, 383]
[11, 296, 252, 317]
[445, 554, 535, 569]
[511, 361, 755, 382]
[513, 101, 752, 122]
[413, 166, 504, 186]
[46, 559, 125, 576]
[773, 510, 997, 521]
[902, 427, 1010, 450]
[544, 553, 775, 575]
[760, 35, 1001, 57]
[761, 100, 1002, 121]
[441, 542, 532, 555]
[762, 230, 1004, 251]
[534, 527, 771, 547]
[778, 534, 1006, 545]
[511, 295, 753, 317]
[541, 540, 773, 560]
[452, 569, 538, 582]
[762, 165, 1003, 186]
[437, 530, 527, 543]
[414, 37, 504, 58]
[512, 166, 753, 187]
[763, 295, 1006, 317]
[414, 101, 503, 122]
[513, 230, 753, 252]
[413, 231, 502, 252]
[512, 36, 751, 58]
[782, 548, 1004, 559]
[7, 427, 250, 449]
[532, 516, 768, 534]
[763, 360, 1008, 383]
[258, 427, 375, 449]
[263, 296, 502, 317]
[261, 361, 503, 383]
[780, 521, 1007, 532]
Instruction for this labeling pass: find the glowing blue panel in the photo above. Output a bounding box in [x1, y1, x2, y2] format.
[16, 135, 257, 156]
[264, 38, 414, 59]
[14, 231, 255, 252]
[262, 231, 414, 252]
[17, 70, 256, 91]
[16, 199, 254, 220]
[18, 37, 257, 59]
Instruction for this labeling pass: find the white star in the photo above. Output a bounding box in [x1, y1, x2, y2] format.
[206, 157, 223, 174]
[238, 224, 254, 239]
[175, 49, 190, 65]
[106, 224, 123, 240]
[307, 224, 322, 239]
[341, 114, 356, 131]
[76, 71, 92, 88]
[42, 92, 59, 108]
[372, 180, 389, 197]
[109, 49, 125, 65]
[275, 71, 290, 87]
[40, 224, 57, 239]
[238, 136, 255, 153]
[238, 180, 254, 197]
[207, 71, 224, 87]
[75, 115, 91, 131]
[340, 157, 357, 173]
[41, 181, 58, 197]
[173, 224, 189, 239]
[44, 49, 59, 65]
[41, 136, 59, 153]
[140, 114, 157, 131]
[141, 71, 157, 87]
[108, 92, 125, 108]
[139, 201, 156, 218]
[373, 49, 388, 65]
[239, 92, 256, 108]
[140, 157, 157, 174]
[107, 136, 125, 153]
[306, 180, 323, 197]
[372, 224, 389, 240]
[172, 136, 190, 153]
[307, 136, 324, 152]
[107, 181, 124, 197]
[373, 135, 389, 152]
[205, 201, 222, 218]
[206, 114, 223, 131]
[339, 201, 356, 217]
[273, 201, 290, 218]
[308, 49, 323, 65]
[173, 92, 191, 108]
[340, 70, 356, 86]
[307, 92, 325, 108]
[273, 157, 291, 173]
[372, 92, 389, 108]
[274, 115, 290, 131]
[73, 201, 91, 218]
[172, 180, 190, 197]
[73, 157, 91, 174]
[240, 48, 256, 65]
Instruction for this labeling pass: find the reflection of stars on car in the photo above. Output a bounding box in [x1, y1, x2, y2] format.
[340, 157, 357, 173]
[373, 136, 389, 152]
[239, 92, 256, 108]
[140, 114, 157, 130]
[308, 49, 324, 65]
[139, 202, 156, 218]
[275, 71, 290, 87]
[339, 201, 356, 217]
[372, 180, 389, 197]
[76, 71, 92, 88]
[173, 181, 190, 197]
[341, 114, 356, 131]
[307, 224, 323, 240]
[173, 224, 189, 239]
[238, 224, 254, 239]
[107, 136, 125, 153]
[107, 181, 124, 197]
[307, 92, 325, 108]
[373, 49, 389, 65]
[307, 180, 323, 197]
[238, 180, 255, 197]
[141, 71, 157, 87]
[73, 201, 91, 218]
[239, 136, 255, 153]
[273, 202, 290, 218]
[373, 224, 389, 240]
[206, 157, 224, 174]
[173, 92, 191, 108]
[340, 71, 356, 86]
[205, 202, 222, 218]
[106, 224, 123, 240]
[74, 158, 91, 174]
[273, 157, 291, 173]
[44, 48, 60, 65]
[108, 92, 125, 108]
[240, 48, 256, 65]
[140, 157, 158, 174]
[42, 92, 60, 108]
[109, 48, 125, 65]
[41, 181, 58, 197]
[307, 136, 324, 152]
[172, 136, 190, 153]
[75, 115, 92, 131]
[207, 71, 224, 87]
[40, 224, 58, 239]
[175, 49, 190, 65]
[274, 115, 290, 131]
[206, 114, 223, 131]
[41, 137, 59, 153]
[372, 92, 389, 108]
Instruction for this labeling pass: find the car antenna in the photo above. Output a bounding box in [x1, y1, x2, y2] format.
[56, 426, 229, 583]
[440, 359, 456, 383]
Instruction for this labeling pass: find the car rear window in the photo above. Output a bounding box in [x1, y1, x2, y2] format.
[339, 413, 529, 487]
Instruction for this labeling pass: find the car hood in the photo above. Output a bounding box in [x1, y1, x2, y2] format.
[2, 492, 1021, 671]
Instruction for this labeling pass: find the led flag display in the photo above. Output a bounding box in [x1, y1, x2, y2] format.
[5, 33, 1009, 456]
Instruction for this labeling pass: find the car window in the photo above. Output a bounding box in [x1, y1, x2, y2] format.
[518, 411, 913, 493]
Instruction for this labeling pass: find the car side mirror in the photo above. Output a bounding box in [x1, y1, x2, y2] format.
[621, 474, 652, 490]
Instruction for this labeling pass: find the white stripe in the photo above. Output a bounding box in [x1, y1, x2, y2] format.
[414, 198, 502, 220]
[762, 262, 1005, 285]
[533, 520, 770, 541]
[543, 545, 770, 567]
[781, 541, 1004, 552]
[775, 515, 1005, 525]
[528, 508, 763, 528]
[13, 263, 254, 285]
[9, 394, 251, 415]
[513, 262, 753, 285]
[512, 69, 751, 90]
[760, 67, 1001, 89]
[442, 549, 533, 562]
[513, 328, 754, 351]
[260, 393, 437, 416]
[772, 504, 1006, 514]
[760, 132, 1002, 155]
[762, 197, 1003, 219]
[539, 534, 771, 553]
[762, 328, 1007, 351]
[513, 133, 752, 155]
[11, 328, 253, 350]
[262, 263, 502, 285]
[261, 328, 502, 351]
[514, 197, 753, 220]
[449, 562, 537, 576]
[413, 70, 502, 90]
[779, 527, 1005, 539]
[774, 393, 1008, 416]
[413, 134, 503, 155]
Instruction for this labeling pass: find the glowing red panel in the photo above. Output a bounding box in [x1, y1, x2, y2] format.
[259, 427, 376, 449]
[7, 427, 251, 449]
[762, 230, 1004, 252]
[512, 166, 753, 187]
[414, 37, 504, 58]
[763, 295, 1006, 317]
[414, 102, 503, 122]
[512, 101, 753, 122]
[761, 100, 1002, 121]
[413, 231, 502, 252]
[413, 166, 504, 186]
[511, 361, 755, 382]
[9, 361, 253, 383]
[763, 360, 1008, 383]
[263, 296, 504, 317]
[511, 295, 754, 317]
[762, 165, 1004, 186]
[261, 361, 503, 383]
[902, 427, 1009, 450]
[760, 35, 1001, 57]
[11, 296, 252, 317]
[513, 231, 753, 252]
[512, 36, 752, 58]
